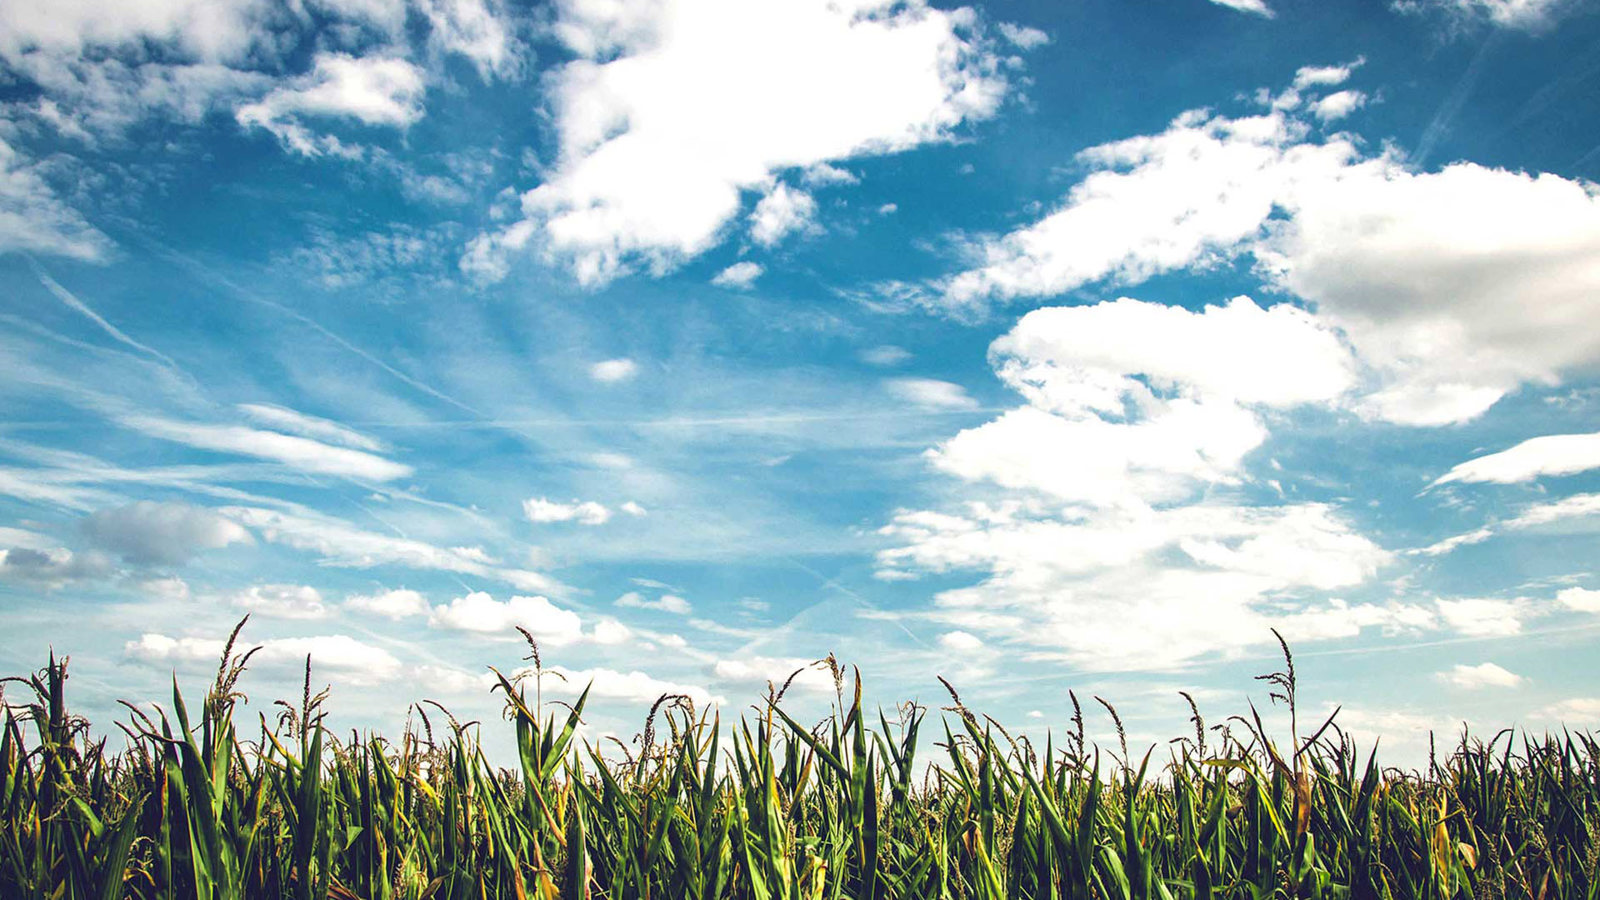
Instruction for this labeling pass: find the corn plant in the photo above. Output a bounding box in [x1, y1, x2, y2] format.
[1, 620, 1596, 899]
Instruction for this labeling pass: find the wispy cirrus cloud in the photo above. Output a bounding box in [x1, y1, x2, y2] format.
[220, 506, 564, 595]
[120, 415, 412, 482]
[1433, 432, 1600, 486]
[0, 138, 115, 261]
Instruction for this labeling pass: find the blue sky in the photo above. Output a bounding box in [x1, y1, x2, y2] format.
[3, 0, 1600, 762]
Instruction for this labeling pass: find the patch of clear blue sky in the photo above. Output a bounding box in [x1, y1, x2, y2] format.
[2, 0, 1599, 763]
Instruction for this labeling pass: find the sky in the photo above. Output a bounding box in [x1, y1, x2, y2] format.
[3, 0, 1600, 764]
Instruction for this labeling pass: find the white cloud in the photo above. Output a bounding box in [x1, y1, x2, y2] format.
[923, 297, 1351, 510]
[711, 261, 764, 289]
[125, 632, 401, 684]
[937, 89, 1600, 427]
[615, 591, 691, 615]
[122, 415, 412, 481]
[427, 591, 584, 644]
[1507, 493, 1600, 529]
[0, 526, 56, 552]
[589, 358, 639, 383]
[938, 630, 984, 651]
[0, 546, 115, 587]
[885, 378, 980, 411]
[534, 665, 716, 708]
[591, 618, 633, 645]
[420, 0, 519, 80]
[0, 138, 115, 261]
[879, 501, 1401, 671]
[712, 656, 835, 694]
[220, 505, 563, 594]
[800, 162, 858, 187]
[1310, 90, 1366, 122]
[1392, 0, 1570, 29]
[1292, 62, 1358, 90]
[1434, 432, 1600, 486]
[237, 404, 385, 452]
[873, 288, 1408, 670]
[236, 53, 426, 157]
[1436, 597, 1527, 636]
[0, 0, 270, 65]
[231, 583, 329, 619]
[83, 500, 251, 565]
[523, 497, 611, 525]
[1535, 696, 1600, 722]
[619, 501, 647, 517]
[750, 182, 818, 247]
[345, 587, 430, 619]
[1418, 493, 1600, 557]
[412, 663, 496, 694]
[861, 345, 912, 367]
[1438, 662, 1523, 688]
[1207, 0, 1275, 17]
[1557, 587, 1600, 613]
[996, 22, 1051, 49]
[464, 0, 1010, 285]
[136, 575, 191, 602]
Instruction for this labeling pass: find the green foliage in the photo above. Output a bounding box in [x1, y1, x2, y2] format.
[1, 623, 1597, 899]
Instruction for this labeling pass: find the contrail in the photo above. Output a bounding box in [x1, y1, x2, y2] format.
[130, 234, 484, 417]
[1415, 34, 1499, 167]
[28, 258, 186, 376]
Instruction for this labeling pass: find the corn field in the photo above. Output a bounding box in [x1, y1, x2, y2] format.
[2, 622, 1597, 900]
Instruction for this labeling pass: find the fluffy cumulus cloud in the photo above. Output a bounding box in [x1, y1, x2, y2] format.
[82, 500, 251, 565]
[711, 261, 764, 289]
[236, 53, 426, 157]
[880, 501, 1400, 670]
[1437, 662, 1523, 688]
[231, 583, 329, 619]
[936, 79, 1600, 427]
[462, 0, 1013, 285]
[427, 591, 585, 643]
[871, 294, 1433, 670]
[345, 587, 430, 619]
[712, 655, 837, 694]
[521, 665, 717, 709]
[125, 631, 402, 684]
[0, 546, 115, 587]
[749, 182, 819, 247]
[0, 0, 520, 175]
[1557, 587, 1600, 613]
[925, 297, 1351, 510]
[1537, 697, 1600, 721]
[419, 0, 519, 80]
[0, 0, 271, 67]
